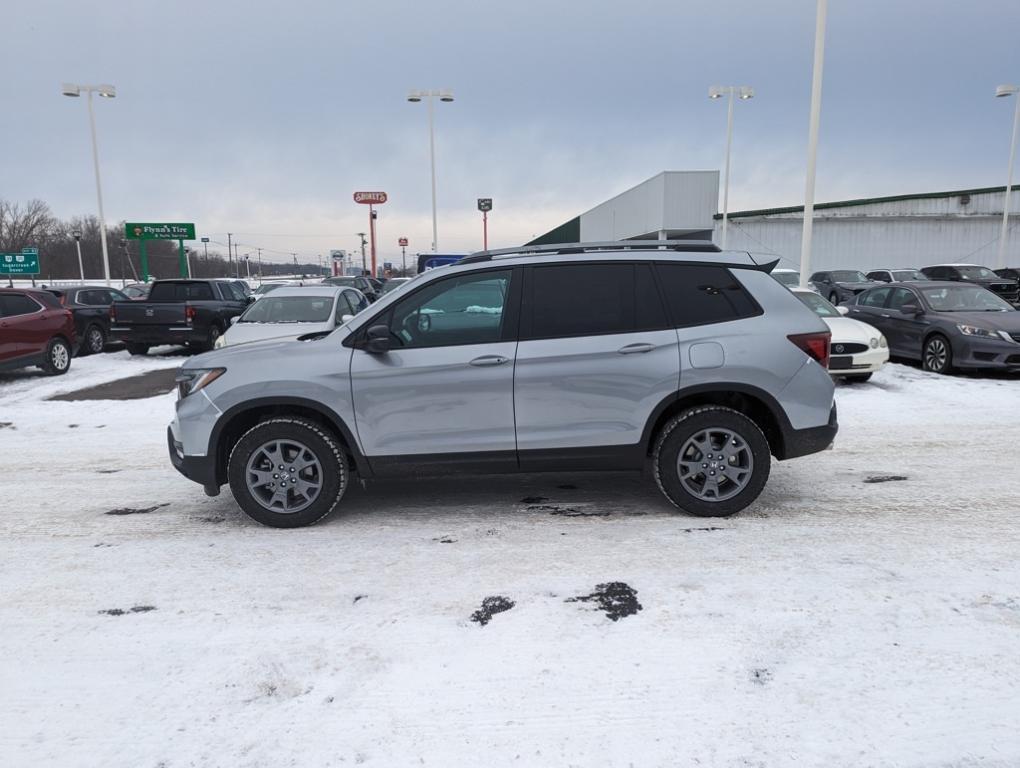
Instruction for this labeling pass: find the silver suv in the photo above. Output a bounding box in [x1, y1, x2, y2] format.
[169, 242, 837, 527]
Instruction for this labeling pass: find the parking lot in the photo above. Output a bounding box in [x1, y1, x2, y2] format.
[3, 352, 1019, 766]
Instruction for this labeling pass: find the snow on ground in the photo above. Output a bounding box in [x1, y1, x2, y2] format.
[2, 354, 1019, 767]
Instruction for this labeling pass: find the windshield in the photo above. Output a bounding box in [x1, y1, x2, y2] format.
[796, 291, 842, 318]
[240, 295, 334, 323]
[830, 271, 869, 282]
[893, 270, 928, 281]
[920, 285, 1014, 312]
[956, 266, 998, 280]
[323, 277, 356, 287]
[773, 271, 800, 286]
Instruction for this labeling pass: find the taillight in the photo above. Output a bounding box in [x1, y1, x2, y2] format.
[788, 331, 831, 369]
[109, 304, 116, 322]
[185, 305, 197, 323]
[59, 294, 67, 306]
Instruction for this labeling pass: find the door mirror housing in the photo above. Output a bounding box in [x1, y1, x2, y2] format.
[229, 316, 240, 325]
[836, 305, 849, 316]
[365, 324, 391, 354]
[340, 314, 354, 324]
[900, 303, 922, 316]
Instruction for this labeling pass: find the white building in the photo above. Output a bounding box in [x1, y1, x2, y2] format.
[529, 173, 1020, 271]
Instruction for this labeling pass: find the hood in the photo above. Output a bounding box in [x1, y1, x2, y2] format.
[821, 316, 881, 343]
[221, 321, 331, 347]
[183, 325, 351, 368]
[939, 310, 1020, 333]
[833, 280, 879, 290]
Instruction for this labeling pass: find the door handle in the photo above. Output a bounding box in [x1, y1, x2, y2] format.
[880, 313, 890, 318]
[469, 355, 509, 367]
[618, 343, 655, 355]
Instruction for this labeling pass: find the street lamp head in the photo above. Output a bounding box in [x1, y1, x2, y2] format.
[708, 85, 724, 99]
[407, 90, 422, 102]
[71, 230, 82, 240]
[97, 84, 116, 98]
[739, 86, 755, 100]
[439, 90, 454, 102]
[61, 83, 81, 97]
[995, 84, 1019, 98]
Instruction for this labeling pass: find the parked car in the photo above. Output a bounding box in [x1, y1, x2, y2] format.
[321, 275, 380, 302]
[169, 241, 837, 528]
[846, 281, 1020, 374]
[109, 278, 252, 355]
[771, 268, 800, 288]
[920, 264, 1019, 304]
[865, 268, 930, 283]
[215, 286, 369, 348]
[808, 270, 881, 304]
[45, 285, 129, 355]
[792, 289, 888, 382]
[993, 267, 1020, 298]
[121, 282, 151, 300]
[0, 288, 76, 375]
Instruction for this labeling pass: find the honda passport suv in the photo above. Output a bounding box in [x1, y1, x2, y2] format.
[168, 242, 837, 528]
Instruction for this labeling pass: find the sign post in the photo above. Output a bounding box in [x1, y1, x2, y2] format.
[353, 192, 387, 277]
[125, 222, 196, 281]
[398, 237, 408, 274]
[477, 198, 493, 251]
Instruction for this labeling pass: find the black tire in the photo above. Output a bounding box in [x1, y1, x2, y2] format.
[196, 324, 222, 352]
[126, 343, 150, 356]
[922, 334, 953, 374]
[81, 324, 106, 356]
[39, 337, 72, 375]
[227, 417, 348, 528]
[843, 372, 872, 383]
[653, 406, 771, 518]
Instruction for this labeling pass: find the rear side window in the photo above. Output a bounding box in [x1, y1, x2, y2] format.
[654, 264, 760, 327]
[524, 263, 668, 340]
[0, 293, 42, 317]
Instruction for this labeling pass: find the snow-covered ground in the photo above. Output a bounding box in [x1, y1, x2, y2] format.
[2, 353, 1019, 767]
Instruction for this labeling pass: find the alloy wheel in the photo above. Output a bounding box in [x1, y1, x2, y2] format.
[87, 327, 104, 354]
[245, 439, 323, 513]
[52, 342, 69, 371]
[676, 428, 754, 502]
[924, 338, 948, 372]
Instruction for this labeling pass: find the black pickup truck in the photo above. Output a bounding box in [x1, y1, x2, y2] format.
[109, 279, 251, 355]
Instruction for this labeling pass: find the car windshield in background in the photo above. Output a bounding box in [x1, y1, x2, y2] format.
[892, 270, 928, 281]
[254, 283, 286, 296]
[381, 278, 411, 294]
[956, 266, 998, 280]
[324, 277, 357, 287]
[773, 271, 800, 286]
[240, 296, 333, 323]
[795, 291, 841, 318]
[831, 271, 869, 282]
[921, 285, 1014, 312]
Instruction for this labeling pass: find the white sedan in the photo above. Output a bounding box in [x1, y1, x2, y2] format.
[215, 285, 369, 349]
[792, 289, 888, 382]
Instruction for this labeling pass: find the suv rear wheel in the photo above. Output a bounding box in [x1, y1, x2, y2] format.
[227, 417, 348, 528]
[39, 337, 72, 375]
[653, 406, 771, 517]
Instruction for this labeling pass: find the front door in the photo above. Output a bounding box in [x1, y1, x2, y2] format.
[350, 267, 519, 472]
[884, 286, 928, 359]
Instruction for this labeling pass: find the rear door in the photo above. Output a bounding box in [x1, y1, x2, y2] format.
[0, 293, 45, 360]
[513, 262, 677, 466]
[848, 286, 893, 332]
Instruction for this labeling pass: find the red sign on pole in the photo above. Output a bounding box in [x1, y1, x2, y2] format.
[398, 237, 409, 247]
[353, 191, 388, 205]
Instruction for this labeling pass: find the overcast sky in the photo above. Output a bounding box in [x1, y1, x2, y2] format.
[4, 0, 1020, 265]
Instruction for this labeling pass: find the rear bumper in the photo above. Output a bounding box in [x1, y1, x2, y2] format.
[168, 426, 218, 488]
[111, 326, 202, 345]
[780, 403, 838, 460]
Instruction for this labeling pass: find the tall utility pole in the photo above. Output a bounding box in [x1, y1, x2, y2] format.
[292, 253, 298, 275]
[227, 232, 233, 279]
[357, 232, 368, 273]
[995, 84, 1020, 269]
[72, 230, 85, 281]
[798, 0, 828, 288]
[407, 89, 454, 252]
[257, 250, 263, 282]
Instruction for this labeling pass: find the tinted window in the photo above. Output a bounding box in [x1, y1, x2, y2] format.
[225, 282, 247, 301]
[79, 289, 114, 305]
[109, 289, 128, 302]
[866, 271, 890, 282]
[888, 287, 918, 311]
[386, 270, 511, 348]
[528, 263, 634, 339]
[149, 282, 215, 301]
[830, 270, 869, 282]
[795, 291, 841, 318]
[892, 270, 928, 281]
[655, 263, 760, 327]
[1, 294, 42, 317]
[860, 287, 892, 307]
[335, 293, 352, 321]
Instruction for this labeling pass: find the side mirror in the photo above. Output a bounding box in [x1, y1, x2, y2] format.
[836, 306, 849, 316]
[340, 314, 354, 324]
[900, 303, 921, 316]
[365, 324, 390, 354]
[246, 296, 256, 305]
[230, 316, 240, 325]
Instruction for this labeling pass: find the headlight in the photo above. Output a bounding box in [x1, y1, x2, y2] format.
[214, 334, 226, 349]
[176, 368, 226, 399]
[869, 337, 879, 348]
[879, 335, 887, 348]
[956, 324, 999, 339]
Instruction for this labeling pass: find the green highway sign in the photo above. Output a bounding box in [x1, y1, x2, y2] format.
[125, 222, 196, 240]
[0, 249, 41, 275]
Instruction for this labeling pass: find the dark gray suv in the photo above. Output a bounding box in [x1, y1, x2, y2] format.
[169, 242, 838, 527]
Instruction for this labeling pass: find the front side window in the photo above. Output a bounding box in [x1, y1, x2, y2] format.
[655, 263, 760, 327]
[887, 287, 919, 311]
[0, 294, 42, 317]
[860, 287, 892, 307]
[240, 296, 334, 323]
[385, 269, 511, 348]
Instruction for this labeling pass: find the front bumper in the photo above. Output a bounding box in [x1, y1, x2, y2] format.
[829, 345, 889, 375]
[952, 335, 1020, 369]
[168, 426, 219, 489]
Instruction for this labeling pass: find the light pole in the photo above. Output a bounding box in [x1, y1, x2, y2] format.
[709, 85, 754, 250]
[995, 84, 1020, 270]
[798, 0, 828, 288]
[71, 230, 84, 282]
[407, 89, 454, 252]
[185, 247, 193, 278]
[357, 232, 368, 273]
[61, 83, 116, 286]
[227, 232, 233, 278]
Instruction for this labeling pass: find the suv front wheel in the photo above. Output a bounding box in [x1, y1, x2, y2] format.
[227, 417, 348, 528]
[653, 406, 771, 517]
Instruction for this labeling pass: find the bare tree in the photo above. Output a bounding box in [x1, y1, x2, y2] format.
[0, 199, 55, 252]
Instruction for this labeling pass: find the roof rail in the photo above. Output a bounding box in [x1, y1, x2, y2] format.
[459, 240, 722, 264]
